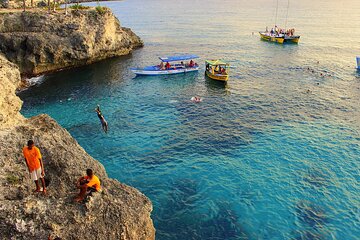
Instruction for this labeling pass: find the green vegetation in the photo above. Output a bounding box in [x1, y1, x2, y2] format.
[6, 174, 20, 185]
[70, 3, 90, 10]
[95, 5, 107, 15]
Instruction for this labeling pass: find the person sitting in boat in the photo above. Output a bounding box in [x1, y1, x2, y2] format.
[159, 61, 165, 70]
[221, 67, 226, 75]
[165, 62, 171, 70]
[189, 60, 194, 67]
[291, 28, 295, 36]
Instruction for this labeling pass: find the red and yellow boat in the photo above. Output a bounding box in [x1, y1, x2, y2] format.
[205, 60, 230, 82]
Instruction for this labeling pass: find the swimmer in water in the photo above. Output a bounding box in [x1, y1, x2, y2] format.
[95, 105, 108, 133]
[192, 96, 201, 103]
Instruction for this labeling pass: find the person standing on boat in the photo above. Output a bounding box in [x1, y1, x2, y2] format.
[95, 105, 108, 133]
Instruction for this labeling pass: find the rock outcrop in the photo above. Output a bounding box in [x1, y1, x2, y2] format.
[0, 17, 154, 240]
[0, 9, 143, 76]
[1, 0, 43, 8]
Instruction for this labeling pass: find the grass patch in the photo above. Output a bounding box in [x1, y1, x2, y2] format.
[6, 174, 20, 185]
[95, 6, 107, 15]
[70, 3, 90, 10]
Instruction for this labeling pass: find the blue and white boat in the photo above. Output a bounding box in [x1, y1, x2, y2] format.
[131, 55, 199, 76]
[356, 56, 360, 69]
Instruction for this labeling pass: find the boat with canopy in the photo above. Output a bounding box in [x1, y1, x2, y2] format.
[205, 60, 230, 82]
[259, 0, 300, 44]
[131, 55, 199, 76]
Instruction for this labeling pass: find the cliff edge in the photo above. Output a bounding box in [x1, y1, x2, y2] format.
[0, 8, 155, 240]
[0, 54, 155, 239]
[0, 9, 143, 76]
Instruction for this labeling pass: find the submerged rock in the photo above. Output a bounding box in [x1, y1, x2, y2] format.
[0, 9, 143, 76]
[0, 37, 154, 240]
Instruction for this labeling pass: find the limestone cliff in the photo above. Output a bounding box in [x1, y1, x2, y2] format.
[0, 9, 143, 76]
[0, 56, 154, 238]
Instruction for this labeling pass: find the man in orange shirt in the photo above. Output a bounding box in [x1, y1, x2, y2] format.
[23, 140, 46, 194]
[74, 169, 101, 202]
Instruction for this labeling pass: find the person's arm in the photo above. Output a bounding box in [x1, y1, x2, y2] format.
[39, 157, 45, 176]
[23, 149, 31, 173]
[76, 176, 85, 188]
[24, 158, 31, 173]
[36, 148, 45, 176]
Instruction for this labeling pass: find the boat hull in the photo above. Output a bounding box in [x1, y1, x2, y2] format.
[131, 66, 199, 76]
[205, 70, 228, 82]
[259, 32, 300, 44]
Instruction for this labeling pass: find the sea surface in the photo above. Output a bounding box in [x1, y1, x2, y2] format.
[19, 0, 360, 239]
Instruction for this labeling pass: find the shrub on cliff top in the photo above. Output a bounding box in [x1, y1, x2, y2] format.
[95, 5, 107, 15]
[70, 3, 89, 10]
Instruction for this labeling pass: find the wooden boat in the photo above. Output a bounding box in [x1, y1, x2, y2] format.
[131, 55, 199, 76]
[205, 60, 229, 82]
[259, 31, 300, 44]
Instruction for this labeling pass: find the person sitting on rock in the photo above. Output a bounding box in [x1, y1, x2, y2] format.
[95, 105, 108, 133]
[23, 140, 47, 195]
[74, 169, 101, 202]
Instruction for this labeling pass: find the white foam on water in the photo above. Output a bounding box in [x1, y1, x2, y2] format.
[27, 75, 45, 86]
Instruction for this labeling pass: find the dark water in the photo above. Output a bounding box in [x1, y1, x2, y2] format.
[19, 0, 360, 239]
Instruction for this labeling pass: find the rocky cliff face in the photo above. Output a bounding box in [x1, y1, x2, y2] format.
[0, 54, 24, 127]
[0, 9, 143, 76]
[0, 31, 154, 240]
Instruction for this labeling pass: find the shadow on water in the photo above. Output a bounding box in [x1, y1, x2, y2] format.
[18, 56, 132, 106]
[301, 167, 332, 189]
[293, 200, 331, 240]
[156, 178, 248, 240]
[204, 74, 230, 95]
[67, 122, 100, 138]
[200, 202, 249, 240]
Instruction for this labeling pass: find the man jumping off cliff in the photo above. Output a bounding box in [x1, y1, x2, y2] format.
[95, 105, 108, 133]
[23, 140, 46, 194]
[74, 169, 101, 202]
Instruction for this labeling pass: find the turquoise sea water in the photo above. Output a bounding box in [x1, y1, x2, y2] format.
[19, 0, 360, 239]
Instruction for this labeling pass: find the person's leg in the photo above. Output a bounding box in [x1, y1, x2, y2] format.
[102, 120, 108, 133]
[34, 180, 40, 192]
[104, 122, 108, 133]
[40, 177, 46, 194]
[74, 184, 88, 202]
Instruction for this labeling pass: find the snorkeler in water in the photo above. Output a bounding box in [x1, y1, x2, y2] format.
[95, 105, 108, 133]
